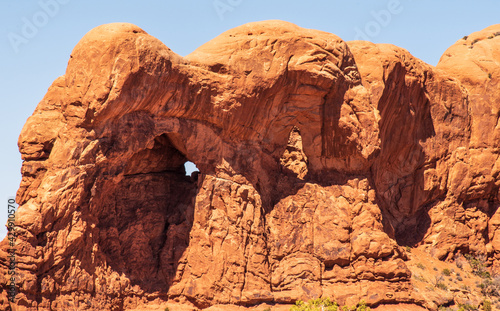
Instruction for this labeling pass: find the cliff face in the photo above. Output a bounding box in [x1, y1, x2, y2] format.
[1, 21, 500, 311]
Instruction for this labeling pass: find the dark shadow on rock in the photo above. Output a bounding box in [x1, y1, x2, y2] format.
[93, 133, 198, 297]
[368, 62, 439, 247]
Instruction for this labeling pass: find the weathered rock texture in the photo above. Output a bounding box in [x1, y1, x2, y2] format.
[1, 21, 500, 310]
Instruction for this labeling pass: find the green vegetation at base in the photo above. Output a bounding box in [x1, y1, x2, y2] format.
[290, 298, 338, 311]
[436, 282, 448, 291]
[290, 298, 370, 311]
[464, 254, 500, 297]
[465, 254, 490, 279]
[442, 268, 451, 276]
[457, 304, 476, 311]
[440, 303, 481, 311]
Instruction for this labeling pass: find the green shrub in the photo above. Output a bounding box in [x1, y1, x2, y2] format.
[465, 254, 490, 279]
[442, 268, 451, 276]
[436, 282, 448, 291]
[290, 298, 339, 311]
[290, 299, 370, 311]
[417, 263, 425, 270]
[341, 300, 370, 311]
[478, 277, 500, 296]
[458, 303, 476, 311]
[484, 299, 492, 311]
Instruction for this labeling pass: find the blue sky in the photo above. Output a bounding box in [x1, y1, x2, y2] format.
[1, 0, 499, 239]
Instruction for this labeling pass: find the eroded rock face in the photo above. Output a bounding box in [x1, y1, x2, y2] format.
[2, 21, 500, 310]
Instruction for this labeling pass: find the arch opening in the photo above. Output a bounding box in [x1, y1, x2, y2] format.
[184, 161, 199, 176]
[94, 132, 199, 296]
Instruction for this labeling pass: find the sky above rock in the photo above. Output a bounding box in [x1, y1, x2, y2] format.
[1, 0, 500, 239]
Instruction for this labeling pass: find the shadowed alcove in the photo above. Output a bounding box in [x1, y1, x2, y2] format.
[94, 133, 199, 296]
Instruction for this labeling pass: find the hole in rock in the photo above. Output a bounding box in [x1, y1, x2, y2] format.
[184, 161, 199, 176]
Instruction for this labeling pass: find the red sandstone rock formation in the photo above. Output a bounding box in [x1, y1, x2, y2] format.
[1, 21, 500, 311]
